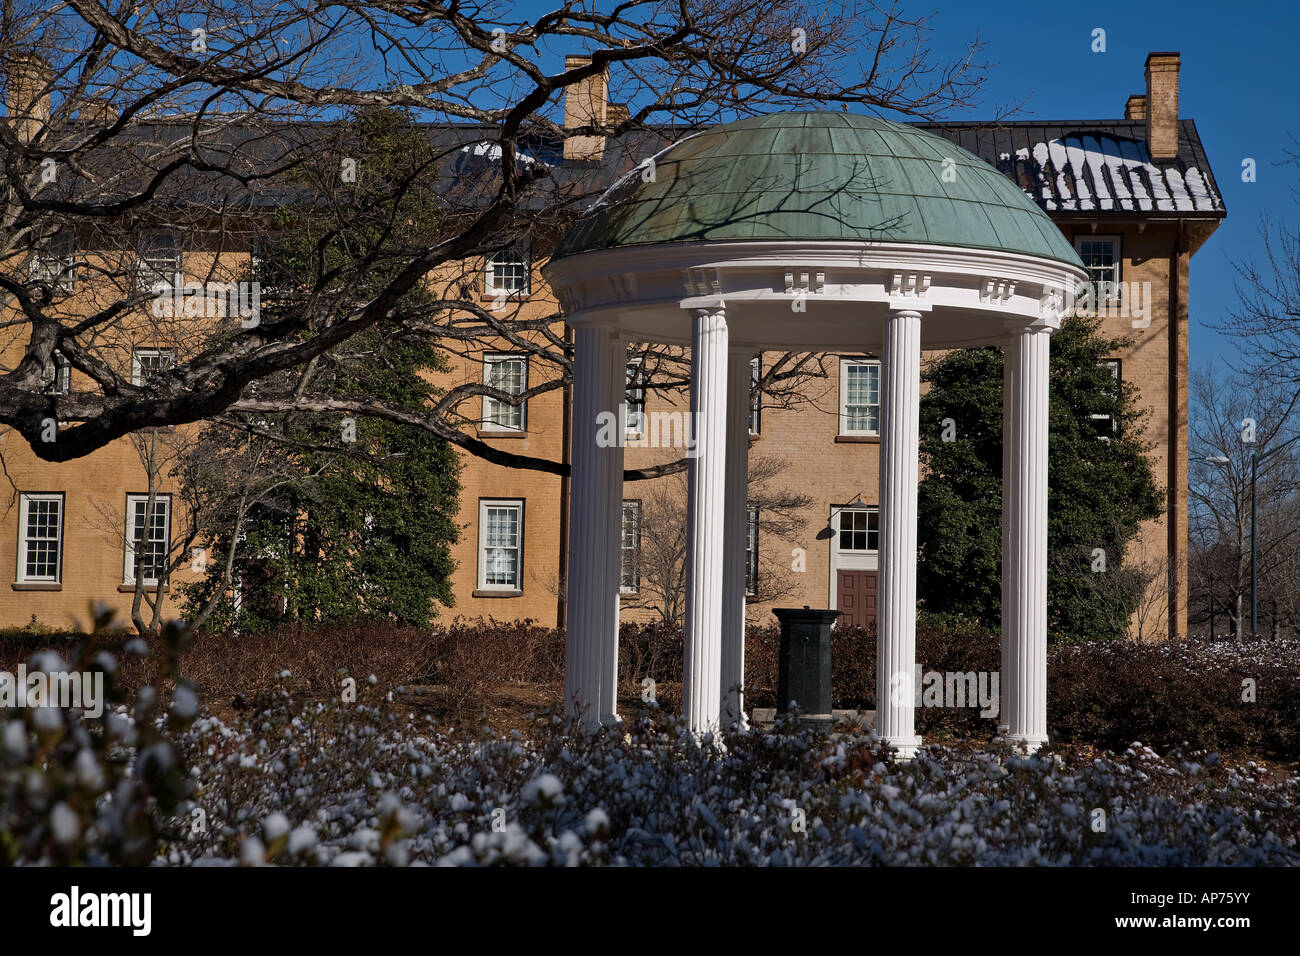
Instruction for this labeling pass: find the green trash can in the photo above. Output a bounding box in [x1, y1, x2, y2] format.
[772, 606, 840, 730]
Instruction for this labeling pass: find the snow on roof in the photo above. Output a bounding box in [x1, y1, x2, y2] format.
[917, 119, 1225, 218]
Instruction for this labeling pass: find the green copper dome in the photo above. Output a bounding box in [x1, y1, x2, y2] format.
[554, 111, 1084, 268]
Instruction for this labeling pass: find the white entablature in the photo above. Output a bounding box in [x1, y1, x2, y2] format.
[546, 240, 1080, 351]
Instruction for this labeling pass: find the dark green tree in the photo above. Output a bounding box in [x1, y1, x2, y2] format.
[916, 317, 1164, 642]
[180, 109, 460, 630]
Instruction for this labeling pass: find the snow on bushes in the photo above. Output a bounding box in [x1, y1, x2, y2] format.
[5, 618, 1299, 866]
[150, 695, 1296, 867]
[0, 609, 194, 866]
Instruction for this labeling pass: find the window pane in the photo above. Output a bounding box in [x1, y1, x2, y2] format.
[838, 508, 879, 553]
[1075, 238, 1120, 303]
[128, 497, 169, 583]
[487, 249, 530, 293]
[133, 349, 176, 386]
[485, 356, 526, 429]
[39, 351, 70, 395]
[31, 231, 75, 289]
[746, 505, 759, 595]
[483, 505, 520, 587]
[138, 232, 180, 289]
[620, 501, 640, 592]
[22, 496, 61, 581]
[625, 361, 645, 435]
[844, 362, 880, 433]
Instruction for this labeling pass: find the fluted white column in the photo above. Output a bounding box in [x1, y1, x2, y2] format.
[876, 309, 922, 758]
[999, 342, 1015, 738]
[565, 326, 625, 729]
[683, 308, 729, 735]
[1002, 325, 1051, 752]
[721, 349, 752, 729]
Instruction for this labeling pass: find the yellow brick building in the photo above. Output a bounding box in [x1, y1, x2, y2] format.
[1, 52, 1222, 639]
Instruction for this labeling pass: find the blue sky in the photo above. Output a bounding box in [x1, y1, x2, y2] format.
[914, 0, 1298, 378]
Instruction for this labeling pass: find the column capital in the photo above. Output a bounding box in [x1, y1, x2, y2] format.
[679, 297, 726, 314]
[1003, 316, 1060, 337]
[886, 303, 931, 316]
[577, 326, 626, 346]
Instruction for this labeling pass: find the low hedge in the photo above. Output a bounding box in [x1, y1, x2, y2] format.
[4, 617, 1297, 759]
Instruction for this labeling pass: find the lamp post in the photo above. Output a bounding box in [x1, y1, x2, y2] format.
[1250, 449, 1258, 634]
[1206, 433, 1300, 637]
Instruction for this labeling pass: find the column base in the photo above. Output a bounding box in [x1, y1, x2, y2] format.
[1003, 733, 1048, 754]
[689, 728, 728, 751]
[885, 735, 923, 760]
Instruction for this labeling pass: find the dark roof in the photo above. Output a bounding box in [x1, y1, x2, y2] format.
[17, 114, 1224, 223]
[914, 119, 1224, 218]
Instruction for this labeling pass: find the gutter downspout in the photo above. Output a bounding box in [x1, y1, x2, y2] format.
[557, 323, 573, 629]
[1168, 223, 1189, 639]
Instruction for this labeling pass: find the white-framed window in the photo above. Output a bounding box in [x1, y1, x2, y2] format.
[746, 504, 759, 597]
[131, 347, 176, 386]
[837, 507, 879, 554]
[1091, 358, 1122, 436]
[39, 350, 71, 396]
[620, 500, 641, 593]
[30, 230, 76, 291]
[839, 358, 881, 435]
[625, 358, 646, 438]
[482, 353, 528, 431]
[478, 499, 523, 591]
[136, 231, 181, 291]
[17, 493, 64, 584]
[485, 246, 530, 295]
[124, 494, 171, 586]
[1073, 235, 1121, 307]
[749, 356, 761, 435]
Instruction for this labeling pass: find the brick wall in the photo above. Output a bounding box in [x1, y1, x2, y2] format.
[0, 230, 1195, 641]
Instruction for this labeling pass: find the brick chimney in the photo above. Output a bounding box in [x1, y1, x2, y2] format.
[79, 95, 119, 126]
[6, 53, 52, 144]
[562, 55, 608, 162]
[1144, 52, 1180, 161]
[1124, 94, 1147, 121]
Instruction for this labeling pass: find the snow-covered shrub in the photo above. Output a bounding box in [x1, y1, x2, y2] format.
[160, 691, 1298, 867]
[0, 606, 192, 865]
[1050, 637, 1300, 756]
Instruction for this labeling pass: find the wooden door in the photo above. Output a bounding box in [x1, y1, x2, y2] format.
[836, 570, 877, 629]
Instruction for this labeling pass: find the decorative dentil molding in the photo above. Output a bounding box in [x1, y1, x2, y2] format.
[783, 270, 826, 295]
[980, 277, 1017, 305]
[682, 266, 722, 298]
[889, 271, 931, 298]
